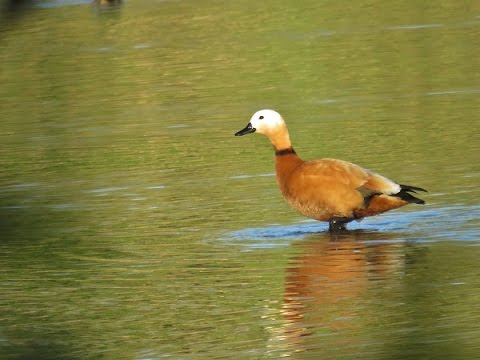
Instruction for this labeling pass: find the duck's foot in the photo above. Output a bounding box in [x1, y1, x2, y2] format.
[328, 217, 352, 232]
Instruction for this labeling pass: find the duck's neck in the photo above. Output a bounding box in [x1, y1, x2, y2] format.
[275, 147, 297, 156]
[268, 126, 293, 152]
[271, 128, 304, 182]
[275, 146, 303, 167]
[275, 146, 303, 197]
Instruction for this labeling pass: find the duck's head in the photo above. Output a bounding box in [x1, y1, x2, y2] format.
[235, 109, 286, 138]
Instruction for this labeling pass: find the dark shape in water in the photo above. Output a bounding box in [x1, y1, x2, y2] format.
[0, 0, 33, 23]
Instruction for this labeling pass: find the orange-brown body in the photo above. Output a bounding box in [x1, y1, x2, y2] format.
[275, 154, 408, 221]
[235, 109, 426, 230]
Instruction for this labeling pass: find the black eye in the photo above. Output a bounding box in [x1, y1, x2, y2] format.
[259, 115, 264, 119]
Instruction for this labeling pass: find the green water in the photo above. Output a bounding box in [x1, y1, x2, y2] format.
[1, 1, 479, 359]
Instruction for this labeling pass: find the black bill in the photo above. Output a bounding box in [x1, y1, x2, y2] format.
[234, 123, 256, 136]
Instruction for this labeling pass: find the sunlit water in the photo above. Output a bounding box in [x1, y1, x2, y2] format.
[1, 0, 480, 359]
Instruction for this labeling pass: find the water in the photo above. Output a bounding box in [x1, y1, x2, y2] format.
[1, 1, 479, 359]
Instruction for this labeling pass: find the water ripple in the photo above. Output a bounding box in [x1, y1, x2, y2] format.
[223, 206, 480, 248]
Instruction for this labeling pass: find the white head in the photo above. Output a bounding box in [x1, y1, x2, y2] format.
[234, 109, 286, 137]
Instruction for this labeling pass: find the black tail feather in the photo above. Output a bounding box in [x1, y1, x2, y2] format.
[395, 184, 427, 204]
[399, 184, 428, 193]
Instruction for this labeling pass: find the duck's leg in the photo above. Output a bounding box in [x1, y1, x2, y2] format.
[328, 217, 351, 232]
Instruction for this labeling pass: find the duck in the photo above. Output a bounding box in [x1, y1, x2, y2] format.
[234, 109, 426, 231]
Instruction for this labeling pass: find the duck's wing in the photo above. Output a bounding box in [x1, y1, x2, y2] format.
[299, 158, 401, 196]
[295, 159, 426, 219]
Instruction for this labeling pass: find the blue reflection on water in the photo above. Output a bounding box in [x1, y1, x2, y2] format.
[224, 206, 480, 248]
[35, 0, 91, 8]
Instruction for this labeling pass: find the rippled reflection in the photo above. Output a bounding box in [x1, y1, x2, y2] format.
[280, 231, 403, 355]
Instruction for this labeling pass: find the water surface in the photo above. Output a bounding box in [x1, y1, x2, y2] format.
[1, 0, 479, 359]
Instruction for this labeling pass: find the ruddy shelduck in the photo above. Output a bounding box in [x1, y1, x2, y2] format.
[235, 109, 426, 231]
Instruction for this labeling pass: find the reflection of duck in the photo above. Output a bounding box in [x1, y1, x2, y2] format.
[235, 110, 427, 231]
[281, 231, 404, 355]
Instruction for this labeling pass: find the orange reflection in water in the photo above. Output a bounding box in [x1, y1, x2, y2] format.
[281, 231, 405, 355]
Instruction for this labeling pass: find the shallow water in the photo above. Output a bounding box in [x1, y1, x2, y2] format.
[1, 0, 480, 359]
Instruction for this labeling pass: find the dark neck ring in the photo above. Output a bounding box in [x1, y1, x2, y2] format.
[275, 147, 296, 156]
